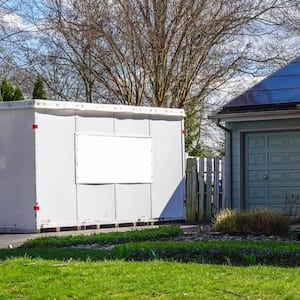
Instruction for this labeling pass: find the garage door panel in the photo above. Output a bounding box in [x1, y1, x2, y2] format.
[289, 153, 300, 163]
[268, 188, 290, 204]
[248, 203, 267, 210]
[269, 170, 300, 182]
[268, 170, 286, 181]
[269, 153, 300, 165]
[268, 170, 300, 182]
[248, 170, 265, 183]
[248, 187, 266, 200]
[269, 153, 288, 165]
[267, 204, 286, 212]
[248, 153, 267, 166]
[248, 136, 266, 149]
[289, 135, 300, 145]
[268, 135, 286, 148]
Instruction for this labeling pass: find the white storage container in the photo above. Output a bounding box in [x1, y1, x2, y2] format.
[0, 100, 185, 232]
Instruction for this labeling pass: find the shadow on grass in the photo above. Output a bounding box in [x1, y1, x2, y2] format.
[1, 244, 300, 267]
[0, 248, 109, 262]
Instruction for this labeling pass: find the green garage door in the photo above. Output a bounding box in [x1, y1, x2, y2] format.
[245, 131, 300, 213]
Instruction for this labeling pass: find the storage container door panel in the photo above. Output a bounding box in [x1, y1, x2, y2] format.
[35, 111, 77, 227]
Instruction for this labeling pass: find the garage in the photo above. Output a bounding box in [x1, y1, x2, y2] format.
[210, 56, 300, 217]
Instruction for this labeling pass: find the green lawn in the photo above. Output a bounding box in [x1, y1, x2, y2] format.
[2, 226, 300, 298]
[0, 258, 299, 299]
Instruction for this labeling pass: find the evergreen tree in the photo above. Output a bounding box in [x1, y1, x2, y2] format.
[184, 102, 213, 157]
[13, 85, 25, 100]
[0, 93, 2, 102]
[32, 75, 48, 99]
[1, 78, 14, 101]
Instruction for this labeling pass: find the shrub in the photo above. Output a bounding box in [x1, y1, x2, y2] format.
[212, 209, 237, 233]
[213, 209, 291, 236]
[32, 75, 48, 99]
[13, 84, 25, 100]
[21, 225, 182, 248]
[111, 241, 300, 266]
[1, 78, 14, 101]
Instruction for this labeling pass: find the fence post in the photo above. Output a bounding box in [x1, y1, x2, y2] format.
[186, 158, 198, 221]
[222, 157, 226, 210]
[198, 158, 205, 220]
[214, 157, 220, 215]
[206, 158, 212, 220]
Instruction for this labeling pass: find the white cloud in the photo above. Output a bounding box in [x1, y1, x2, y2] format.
[0, 10, 27, 30]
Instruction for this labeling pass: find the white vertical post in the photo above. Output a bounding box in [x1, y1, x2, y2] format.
[222, 157, 226, 210]
[214, 157, 220, 215]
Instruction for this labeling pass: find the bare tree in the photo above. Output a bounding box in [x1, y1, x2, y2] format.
[30, 0, 296, 106]
[14, 0, 300, 154]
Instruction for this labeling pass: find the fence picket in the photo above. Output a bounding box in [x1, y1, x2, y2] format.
[198, 158, 205, 220]
[222, 157, 226, 210]
[206, 158, 212, 219]
[185, 158, 198, 221]
[214, 157, 220, 215]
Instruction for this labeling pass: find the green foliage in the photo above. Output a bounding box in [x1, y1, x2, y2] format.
[184, 102, 213, 157]
[21, 225, 182, 248]
[213, 209, 291, 235]
[212, 209, 238, 233]
[3, 239, 300, 266]
[13, 84, 25, 100]
[1, 77, 14, 101]
[111, 240, 300, 266]
[241, 253, 257, 266]
[32, 75, 48, 99]
[0, 248, 108, 261]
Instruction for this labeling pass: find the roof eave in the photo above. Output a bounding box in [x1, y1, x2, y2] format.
[209, 109, 300, 122]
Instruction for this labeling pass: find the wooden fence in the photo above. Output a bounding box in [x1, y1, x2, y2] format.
[186, 157, 225, 222]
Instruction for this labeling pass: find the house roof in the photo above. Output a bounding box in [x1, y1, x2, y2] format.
[217, 56, 300, 114]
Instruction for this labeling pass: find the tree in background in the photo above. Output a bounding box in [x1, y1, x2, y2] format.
[1, 78, 14, 101]
[13, 84, 24, 100]
[32, 75, 48, 99]
[3, 0, 300, 155]
[34, 0, 297, 155]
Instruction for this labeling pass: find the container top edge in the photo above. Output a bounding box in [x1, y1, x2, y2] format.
[0, 99, 185, 117]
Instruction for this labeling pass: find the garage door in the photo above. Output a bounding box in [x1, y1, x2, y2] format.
[245, 131, 300, 213]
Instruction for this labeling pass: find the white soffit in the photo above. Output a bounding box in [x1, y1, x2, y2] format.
[209, 109, 300, 122]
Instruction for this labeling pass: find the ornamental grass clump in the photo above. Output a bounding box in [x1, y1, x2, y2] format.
[213, 209, 291, 236]
[212, 209, 238, 233]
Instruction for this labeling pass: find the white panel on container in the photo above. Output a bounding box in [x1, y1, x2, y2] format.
[76, 134, 152, 183]
[115, 115, 150, 136]
[35, 111, 77, 227]
[0, 109, 36, 231]
[115, 184, 151, 221]
[75, 112, 114, 133]
[150, 118, 185, 219]
[77, 185, 115, 223]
